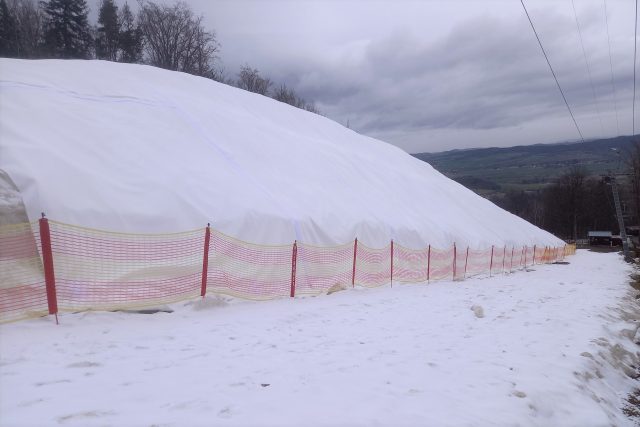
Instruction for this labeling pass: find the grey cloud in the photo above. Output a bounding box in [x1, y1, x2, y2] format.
[259, 6, 634, 150]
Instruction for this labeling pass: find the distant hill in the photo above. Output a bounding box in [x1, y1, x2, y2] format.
[412, 135, 637, 196]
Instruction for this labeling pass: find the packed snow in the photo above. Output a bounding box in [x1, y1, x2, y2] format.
[0, 59, 561, 249]
[1, 250, 637, 427]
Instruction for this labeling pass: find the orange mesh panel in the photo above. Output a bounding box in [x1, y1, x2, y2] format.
[295, 242, 353, 296]
[515, 246, 525, 269]
[206, 230, 292, 299]
[355, 242, 391, 288]
[0, 222, 48, 323]
[534, 246, 545, 264]
[490, 247, 506, 276]
[47, 221, 203, 312]
[429, 246, 454, 281]
[464, 248, 491, 278]
[393, 244, 429, 284]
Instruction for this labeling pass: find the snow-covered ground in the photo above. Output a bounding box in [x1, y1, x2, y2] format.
[1, 250, 637, 427]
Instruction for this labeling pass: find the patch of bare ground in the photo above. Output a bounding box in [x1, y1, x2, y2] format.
[623, 270, 640, 424]
[624, 389, 640, 422]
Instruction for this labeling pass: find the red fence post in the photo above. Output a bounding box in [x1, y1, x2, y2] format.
[290, 241, 297, 298]
[502, 246, 506, 274]
[390, 239, 394, 288]
[489, 245, 494, 277]
[453, 242, 457, 280]
[464, 246, 469, 279]
[510, 247, 514, 273]
[533, 245, 537, 265]
[427, 244, 431, 283]
[200, 224, 211, 297]
[352, 237, 358, 288]
[523, 246, 528, 268]
[39, 214, 58, 324]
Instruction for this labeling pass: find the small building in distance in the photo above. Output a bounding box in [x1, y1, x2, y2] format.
[588, 231, 612, 246]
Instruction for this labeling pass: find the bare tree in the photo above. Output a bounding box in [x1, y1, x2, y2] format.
[273, 83, 302, 107]
[137, 0, 219, 78]
[627, 142, 640, 225]
[236, 64, 271, 95]
[272, 83, 321, 114]
[117, 2, 142, 63]
[542, 166, 588, 240]
[95, 0, 119, 61]
[7, 0, 44, 58]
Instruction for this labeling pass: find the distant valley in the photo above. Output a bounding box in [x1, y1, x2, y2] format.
[412, 135, 637, 198]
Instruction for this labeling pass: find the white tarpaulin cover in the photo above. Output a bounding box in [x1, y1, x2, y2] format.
[0, 59, 563, 249]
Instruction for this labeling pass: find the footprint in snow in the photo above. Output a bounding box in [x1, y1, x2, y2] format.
[57, 410, 115, 423]
[67, 361, 101, 368]
[218, 406, 233, 418]
[34, 379, 72, 387]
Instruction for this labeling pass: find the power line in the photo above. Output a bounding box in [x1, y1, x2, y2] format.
[634, 0, 638, 135]
[570, 0, 605, 137]
[519, 0, 585, 142]
[603, 0, 620, 136]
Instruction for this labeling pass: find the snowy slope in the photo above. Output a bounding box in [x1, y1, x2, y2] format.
[0, 59, 562, 248]
[0, 251, 637, 426]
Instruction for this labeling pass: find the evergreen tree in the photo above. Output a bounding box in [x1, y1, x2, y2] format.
[0, 0, 18, 56]
[41, 0, 92, 58]
[117, 2, 140, 63]
[95, 0, 118, 60]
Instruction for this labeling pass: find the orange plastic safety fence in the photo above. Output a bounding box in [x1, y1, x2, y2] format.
[206, 229, 292, 300]
[295, 242, 354, 296]
[491, 247, 507, 276]
[0, 218, 576, 323]
[429, 246, 455, 281]
[564, 244, 577, 256]
[355, 242, 391, 288]
[0, 222, 48, 322]
[393, 244, 429, 284]
[47, 221, 204, 312]
[462, 247, 491, 278]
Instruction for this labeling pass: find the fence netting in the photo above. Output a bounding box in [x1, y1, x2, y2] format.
[296, 242, 353, 296]
[0, 222, 47, 322]
[207, 229, 292, 300]
[393, 244, 429, 284]
[46, 221, 203, 313]
[355, 242, 392, 288]
[0, 219, 574, 323]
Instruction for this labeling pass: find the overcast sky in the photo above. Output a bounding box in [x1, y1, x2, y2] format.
[96, 0, 640, 153]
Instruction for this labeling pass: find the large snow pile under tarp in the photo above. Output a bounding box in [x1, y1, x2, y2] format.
[0, 59, 562, 248]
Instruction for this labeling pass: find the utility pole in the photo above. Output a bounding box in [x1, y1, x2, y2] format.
[606, 175, 631, 262]
[608, 148, 633, 262]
